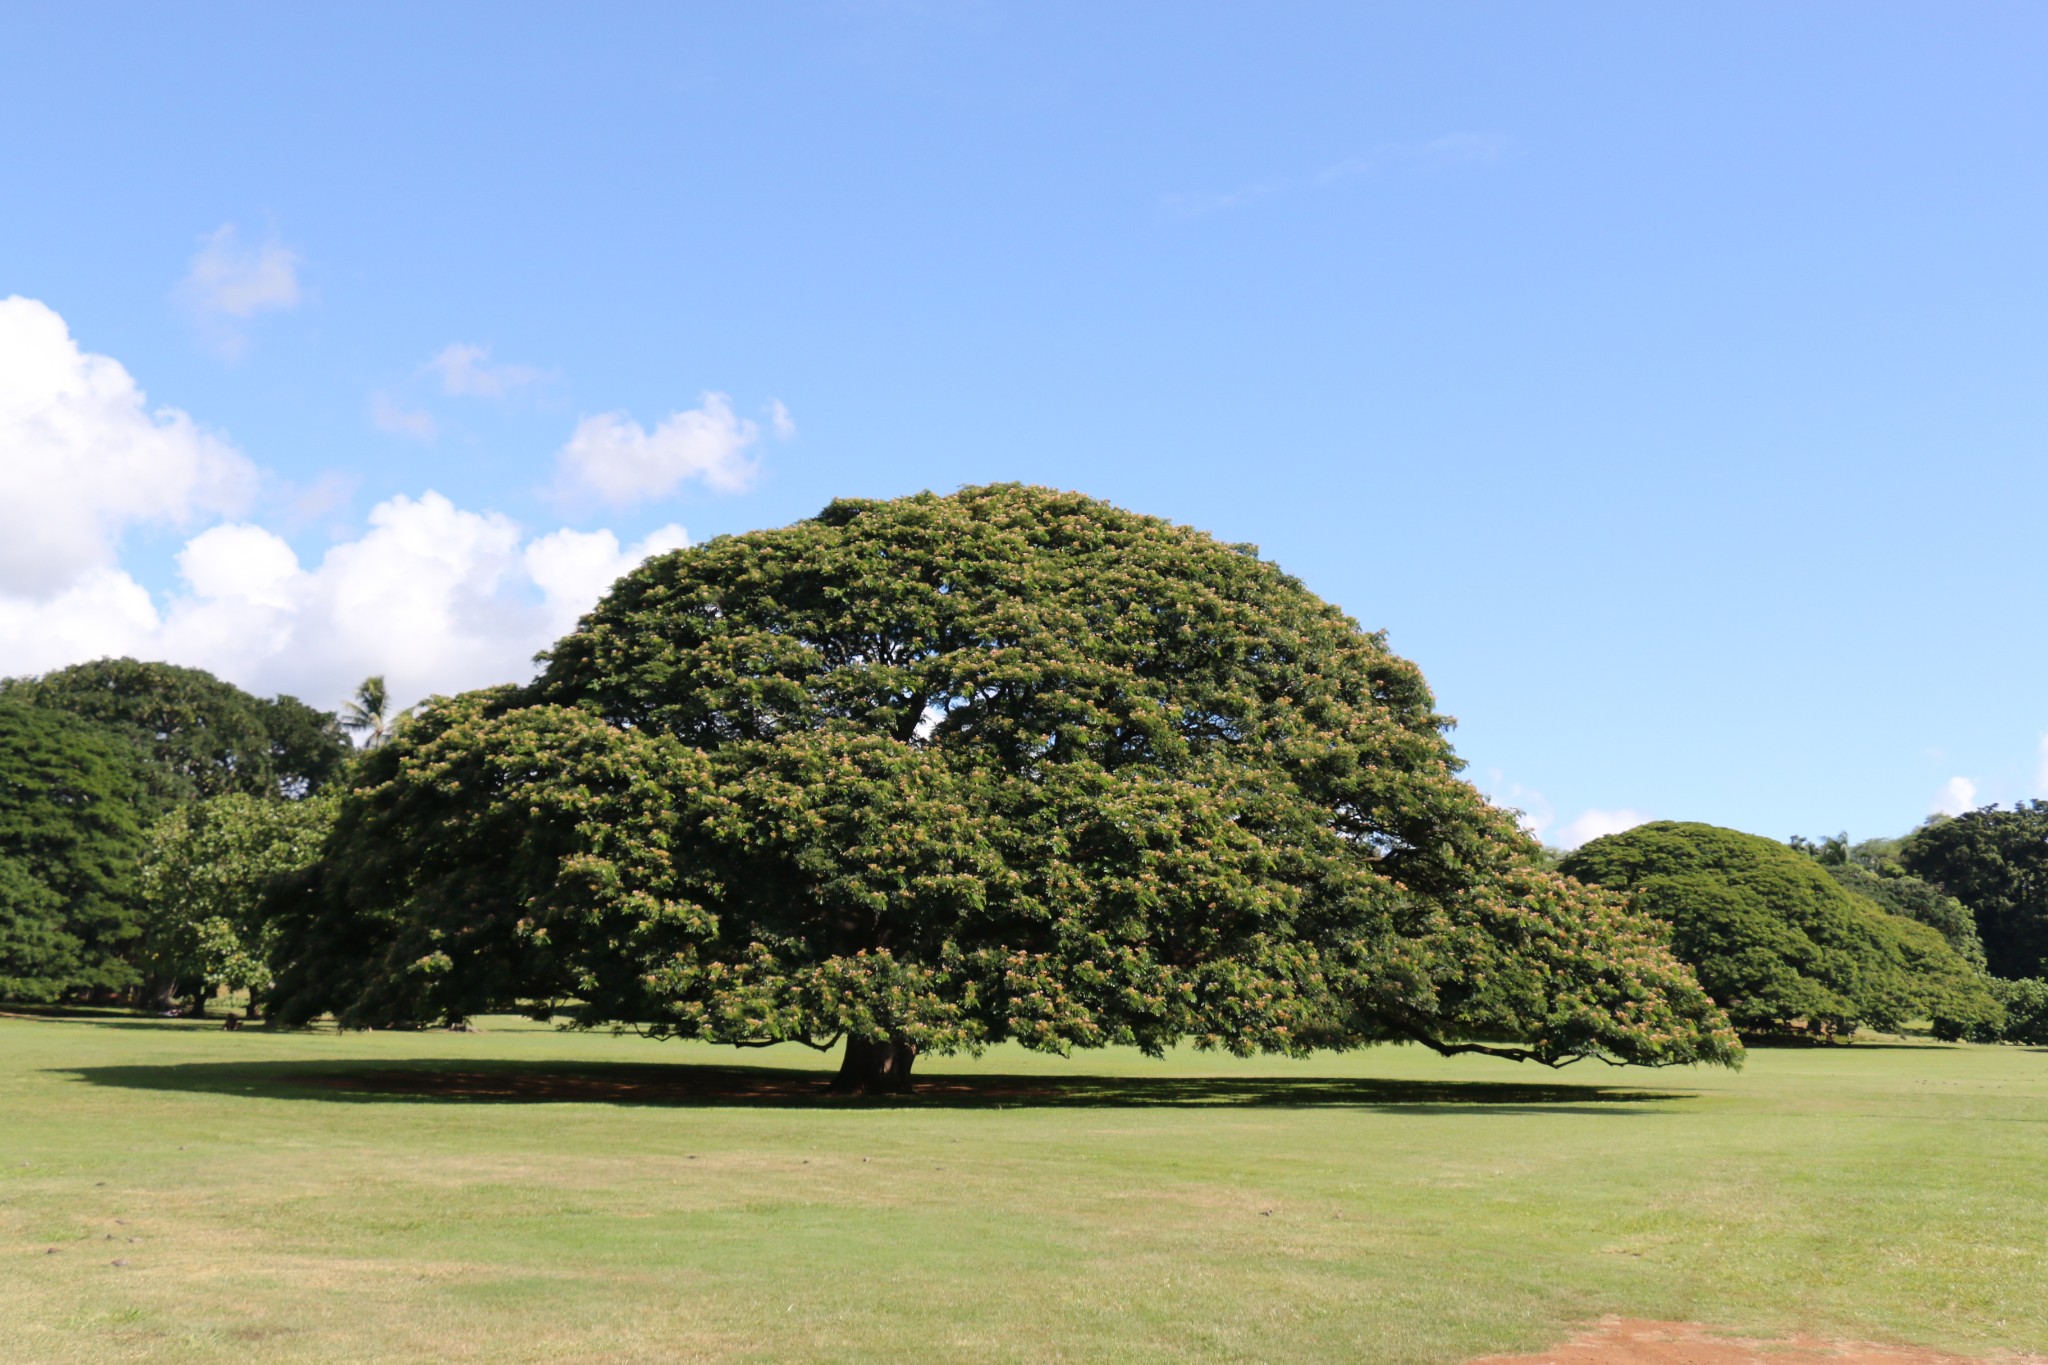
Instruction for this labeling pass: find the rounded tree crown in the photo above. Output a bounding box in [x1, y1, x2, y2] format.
[1561, 821, 1996, 1035]
[273, 486, 1739, 1070]
[537, 483, 1478, 880]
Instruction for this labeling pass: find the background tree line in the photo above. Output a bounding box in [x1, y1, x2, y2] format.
[1792, 811, 2048, 1044]
[0, 660, 401, 1014]
[1541, 805, 2048, 1046]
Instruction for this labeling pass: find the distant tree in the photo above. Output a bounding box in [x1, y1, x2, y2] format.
[340, 676, 410, 750]
[1821, 862, 1986, 969]
[0, 706, 153, 1001]
[3, 658, 274, 802]
[270, 486, 1741, 1088]
[1563, 822, 2000, 1039]
[1788, 832, 1851, 866]
[1973, 977, 2048, 1045]
[4, 658, 349, 803]
[140, 793, 335, 1017]
[1847, 836, 1908, 872]
[1789, 834, 1986, 967]
[1901, 803, 2048, 980]
[257, 696, 355, 798]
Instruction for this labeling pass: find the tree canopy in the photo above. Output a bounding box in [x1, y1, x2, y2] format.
[270, 485, 1739, 1087]
[1561, 822, 1999, 1038]
[0, 705, 154, 1000]
[140, 793, 336, 1016]
[3, 658, 351, 804]
[258, 696, 355, 799]
[1789, 832, 1986, 967]
[1901, 803, 2048, 980]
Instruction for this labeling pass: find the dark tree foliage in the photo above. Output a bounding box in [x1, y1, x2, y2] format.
[0, 705, 153, 1000]
[1562, 822, 1999, 1038]
[3, 658, 351, 803]
[271, 486, 1739, 1086]
[1788, 832, 1987, 967]
[1901, 804, 2048, 981]
[258, 696, 355, 798]
[1821, 862, 1985, 969]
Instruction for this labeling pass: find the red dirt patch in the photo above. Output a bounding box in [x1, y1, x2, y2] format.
[1467, 1318, 2047, 1365]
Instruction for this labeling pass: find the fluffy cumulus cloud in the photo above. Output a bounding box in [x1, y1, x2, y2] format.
[0, 296, 257, 596]
[556, 392, 784, 504]
[0, 492, 691, 709]
[524, 523, 689, 637]
[0, 297, 702, 711]
[1553, 808, 1651, 851]
[0, 570, 163, 677]
[1935, 776, 1979, 816]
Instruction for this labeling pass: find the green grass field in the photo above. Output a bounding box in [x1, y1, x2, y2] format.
[2, 1015, 2044, 1364]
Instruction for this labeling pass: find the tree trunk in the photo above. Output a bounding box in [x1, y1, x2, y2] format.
[832, 1036, 917, 1094]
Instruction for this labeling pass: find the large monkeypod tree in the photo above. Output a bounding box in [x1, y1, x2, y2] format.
[270, 486, 1739, 1089]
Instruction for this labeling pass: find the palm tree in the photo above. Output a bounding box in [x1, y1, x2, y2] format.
[340, 675, 407, 748]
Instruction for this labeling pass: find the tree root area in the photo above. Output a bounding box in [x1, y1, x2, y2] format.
[1467, 1319, 2047, 1365]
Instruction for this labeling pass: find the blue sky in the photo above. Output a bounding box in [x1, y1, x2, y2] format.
[2, 2, 2044, 847]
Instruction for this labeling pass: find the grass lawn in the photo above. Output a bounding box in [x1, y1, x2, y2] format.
[1, 1014, 2043, 1363]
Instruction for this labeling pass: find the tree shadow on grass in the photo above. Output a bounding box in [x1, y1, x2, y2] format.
[61, 1058, 1693, 1112]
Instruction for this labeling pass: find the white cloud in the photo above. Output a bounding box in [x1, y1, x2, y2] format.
[769, 398, 797, 441]
[175, 225, 301, 355]
[425, 343, 549, 399]
[178, 225, 302, 318]
[0, 568, 163, 677]
[524, 524, 690, 636]
[0, 296, 257, 597]
[178, 522, 301, 610]
[0, 299, 735, 712]
[369, 392, 437, 442]
[0, 491, 692, 712]
[1935, 776, 1979, 816]
[555, 392, 772, 504]
[1554, 808, 1651, 851]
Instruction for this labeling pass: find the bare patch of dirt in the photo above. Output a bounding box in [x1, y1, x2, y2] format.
[1467, 1318, 2048, 1365]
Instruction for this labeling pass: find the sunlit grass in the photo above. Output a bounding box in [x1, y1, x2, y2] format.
[2, 1014, 2043, 1363]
